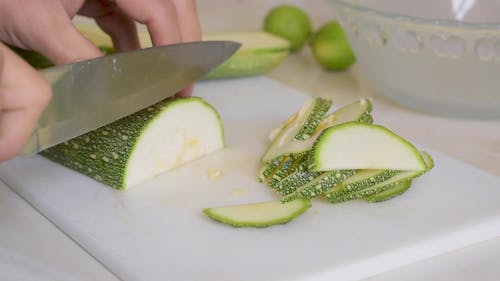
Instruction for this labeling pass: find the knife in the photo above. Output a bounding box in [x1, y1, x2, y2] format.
[21, 40, 240, 155]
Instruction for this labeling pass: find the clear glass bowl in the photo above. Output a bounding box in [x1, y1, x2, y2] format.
[330, 0, 500, 119]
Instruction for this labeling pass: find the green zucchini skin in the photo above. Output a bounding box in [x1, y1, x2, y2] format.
[41, 97, 224, 190]
[364, 180, 413, 203]
[294, 98, 332, 141]
[205, 51, 289, 79]
[203, 199, 311, 228]
[282, 169, 356, 202]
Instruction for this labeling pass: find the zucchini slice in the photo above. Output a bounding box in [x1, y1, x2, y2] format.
[202, 31, 291, 79]
[78, 25, 291, 79]
[326, 151, 434, 203]
[281, 169, 356, 202]
[311, 122, 427, 171]
[262, 98, 373, 163]
[327, 169, 424, 203]
[363, 180, 413, 203]
[203, 199, 311, 228]
[41, 97, 225, 190]
[261, 97, 332, 163]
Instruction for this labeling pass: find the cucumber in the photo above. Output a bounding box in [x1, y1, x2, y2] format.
[363, 180, 413, 203]
[261, 97, 332, 163]
[41, 97, 225, 190]
[203, 199, 311, 227]
[311, 122, 427, 172]
[202, 31, 291, 79]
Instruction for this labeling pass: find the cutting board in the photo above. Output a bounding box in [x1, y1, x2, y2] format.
[1, 77, 500, 281]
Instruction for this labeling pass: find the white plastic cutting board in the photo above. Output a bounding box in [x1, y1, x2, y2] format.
[1, 77, 500, 281]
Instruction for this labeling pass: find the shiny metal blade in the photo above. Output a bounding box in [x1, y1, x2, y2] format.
[22, 41, 240, 155]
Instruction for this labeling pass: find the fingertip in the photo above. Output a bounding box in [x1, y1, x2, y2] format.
[175, 85, 194, 97]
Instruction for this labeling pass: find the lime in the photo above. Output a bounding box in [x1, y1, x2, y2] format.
[263, 5, 312, 52]
[310, 21, 355, 70]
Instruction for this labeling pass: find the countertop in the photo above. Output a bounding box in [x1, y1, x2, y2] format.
[1, 1, 499, 280]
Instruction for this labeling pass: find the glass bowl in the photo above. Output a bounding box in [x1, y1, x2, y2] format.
[330, 0, 500, 119]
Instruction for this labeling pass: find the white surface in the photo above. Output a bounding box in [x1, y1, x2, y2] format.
[1, 77, 500, 281]
[0, 181, 118, 281]
[365, 236, 500, 281]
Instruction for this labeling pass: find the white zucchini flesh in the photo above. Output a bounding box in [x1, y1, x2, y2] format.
[313, 122, 427, 171]
[203, 199, 311, 227]
[125, 101, 224, 187]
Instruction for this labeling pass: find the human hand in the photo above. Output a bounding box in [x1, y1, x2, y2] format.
[0, 0, 201, 95]
[0, 43, 52, 161]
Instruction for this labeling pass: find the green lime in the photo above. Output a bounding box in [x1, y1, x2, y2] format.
[263, 5, 312, 52]
[310, 21, 355, 70]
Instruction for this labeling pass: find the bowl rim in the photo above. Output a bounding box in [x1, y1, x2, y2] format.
[330, 0, 500, 30]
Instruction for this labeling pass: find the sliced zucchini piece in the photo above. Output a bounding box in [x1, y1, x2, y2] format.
[282, 169, 356, 202]
[77, 24, 291, 79]
[202, 31, 291, 79]
[203, 199, 311, 228]
[263, 98, 373, 164]
[327, 170, 424, 203]
[327, 151, 434, 203]
[267, 153, 307, 189]
[311, 122, 427, 171]
[257, 157, 286, 183]
[274, 168, 322, 196]
[41, 97, 225, 190]
[261, 97, 332, 163]
[323, 169, 399, 199]
[364, 180, 413, 203]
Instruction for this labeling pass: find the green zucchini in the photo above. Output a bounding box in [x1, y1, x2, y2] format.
[327, 151, 434, 203]
[261, 97, 332, 163]
[262, 98, 373, 164]
[202, 31, 291, 79]
[327, 170, 425, 203]
[281, 169, 356, 202]
[203, 199, 311, 227]
[323, 169, 399, 199]
[311, 122, 427, 172]
[363, 180, 413, 203]
[77, 24, 292, 80]
[41, 97, 225, 190]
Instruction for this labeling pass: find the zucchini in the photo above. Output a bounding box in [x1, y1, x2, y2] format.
[41, 97, 225, 190]
[327, 151, 434, 203]
[262, 98, 373, 163]
[266, 153, 307, 189]
[324, 169, 399, 198]
[261, 97, 332, 163]
[76, 24, 291, 79]
[281, 169, 356, 202]
[311, 122, 427, 172]
[327, 169, 425, 203]
[202, 31, 291, 79]
[203, 199, 311, 227]
[363, 180, 413, 203]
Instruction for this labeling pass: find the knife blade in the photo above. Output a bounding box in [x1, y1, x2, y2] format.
[22, 40, 240, 155]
